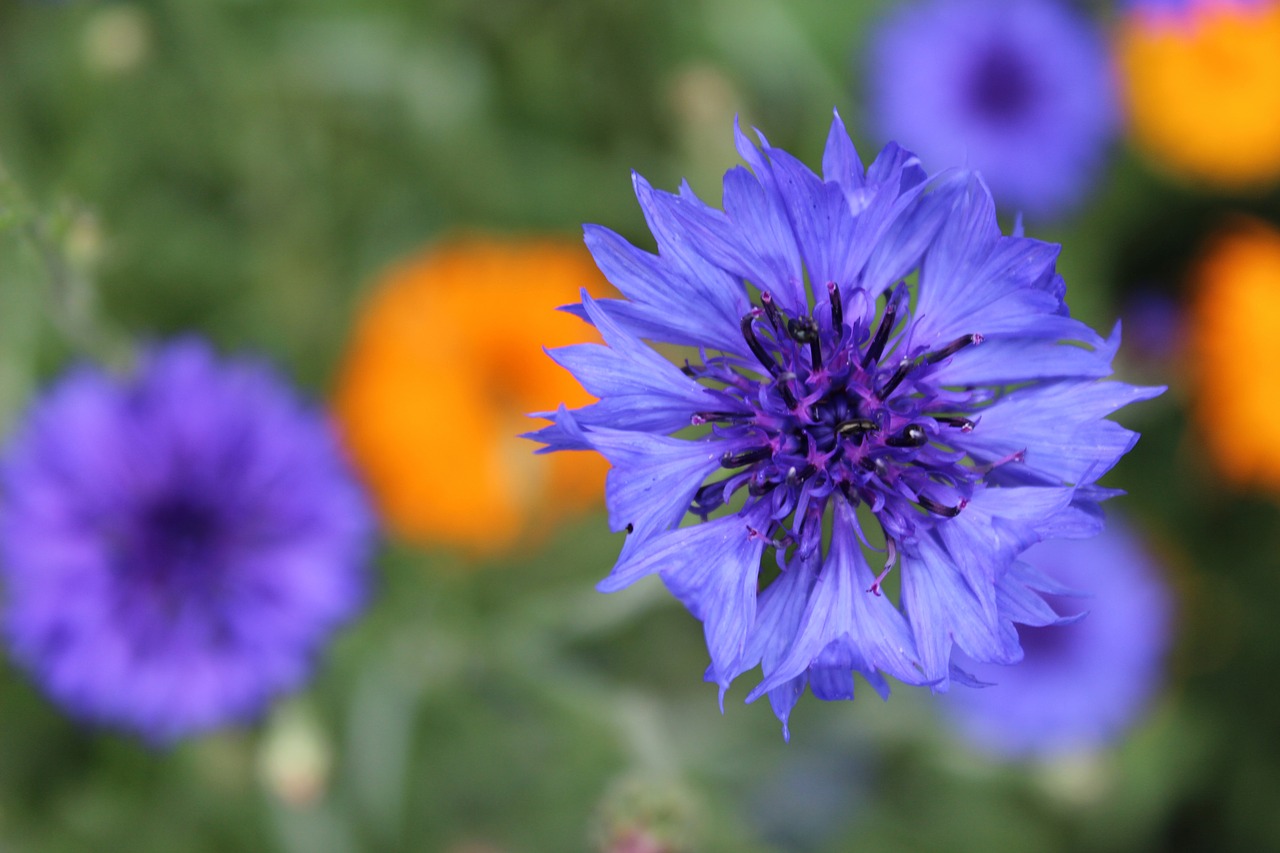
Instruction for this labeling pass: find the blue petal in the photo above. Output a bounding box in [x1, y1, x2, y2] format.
[865, 141, 928, 193]
[538, 293, 716, 441]
[748, 501, 926, 702]
[955, 381, 1166, 485]
[926, 323, 1120, 388]
[582, 223, 747, 353]
[911, 175, 1086, 350]
[577, 422, 723, 545]
[858, 170, 967, 301]
[602, 515, 766, 688]
[996, 560, 1085, 629]
[720, 159, 807, 314]
[900, 531, 1023, 687]
[759, 147, 860, 299]
[821, 110, 865, 192]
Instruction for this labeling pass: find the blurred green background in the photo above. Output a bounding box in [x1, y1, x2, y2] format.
[2, 0, 1280, 851]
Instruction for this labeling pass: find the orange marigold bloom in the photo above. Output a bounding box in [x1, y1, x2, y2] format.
[1116, 1, 1280, 188]
[1190, 219, 1280, 491]
[334, 236, 610, 555]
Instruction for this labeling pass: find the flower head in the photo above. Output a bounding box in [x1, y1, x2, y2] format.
[530, 114, 1161, 736]
[867, 0, 1118, 220]
[335, 237, 610, 557]
[943, 519, 1174, 758]
[1189, 219, 1280, 492]
[1117, 0, 1280, 188]
[0, 340, 372, 742]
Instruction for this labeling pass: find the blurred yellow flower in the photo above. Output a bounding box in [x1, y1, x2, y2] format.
[1117, 1, 1280, 188]
[334, 236, 610, 556]
[1190, 219, 1280, 491]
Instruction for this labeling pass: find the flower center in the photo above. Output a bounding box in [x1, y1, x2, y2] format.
[967, 43, 1037, 123]
[685, 282, 989, 584]
[124, 494, 227, 594]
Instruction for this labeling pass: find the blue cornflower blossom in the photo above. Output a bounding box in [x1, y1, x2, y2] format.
[868, 0, 1118, 220]
[0, 340, 373, 742]
[529, 114, 1161, 737]
[944, 519, 1173, 758]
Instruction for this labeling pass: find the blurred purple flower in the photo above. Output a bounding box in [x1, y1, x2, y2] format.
[0, 339, 373, 742]
[944, 520, 1173, 758]
[868, 0, 1118, 220]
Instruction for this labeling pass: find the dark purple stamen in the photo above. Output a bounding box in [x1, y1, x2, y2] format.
[761, 292, 786, 333]
[722, 446, 772, 469]
[682, 283, 988, 550]
[932, 415, 976, 432]
[859, 455, 888, 478]
[863, 291, 901, 368]
[917, 495, 967, 517]
[922, 333, 984, 366]
[775, 372, 800, 410]
[740, 311, 781, 377]
[787, 463, 817, 484]
[877, 359, 913, 400]
[885, 424, 928, 448]
[787, 316, 823, 371]
[748, 471, 779, 497]
[691, 410, 753, 426]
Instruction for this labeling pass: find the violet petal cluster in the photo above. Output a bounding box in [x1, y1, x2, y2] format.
[530, 114, 1161, 737]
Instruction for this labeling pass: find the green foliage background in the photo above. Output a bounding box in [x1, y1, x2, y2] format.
[1, 1, 1279, 851]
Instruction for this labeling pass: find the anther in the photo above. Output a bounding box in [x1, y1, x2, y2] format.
[859, 455, 888, 478]
[863, 286, 902, 367]
[885, 424, 928, 448]
[740, 311, 781, 377]
[748, 471, 778, 497]
[786, 463, 817, 484]
[922, 333, 984, 366]
[876, 358, 912, 399]
[787, 316, 819, 343]
[721, 446, 772, 468]
[775, 372, 800, 410]
[691, 410, 751, 426]
[826, 281, 843, 331]
[917, 495, 967, 517]
[932, 415, 975, 432]
[760, 292, 786, 332]
[786, 316, 823, 370]
[624, 523, 634, 534]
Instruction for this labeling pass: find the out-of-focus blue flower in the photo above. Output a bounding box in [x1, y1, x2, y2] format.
[0, 340, 373, 742]
[530, 114, 1161, 737]
[867, 0, 1118, 220]
[944, 520, 1174, 758]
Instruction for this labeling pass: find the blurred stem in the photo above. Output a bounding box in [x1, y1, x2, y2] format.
[0, 155, 128, 366]
[494, 580, 683, 775]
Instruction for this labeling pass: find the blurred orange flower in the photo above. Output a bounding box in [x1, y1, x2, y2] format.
[334, 236, 610, 556]
[1190, 219, 1280, 492]
[1116, 0, 1280, 188]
